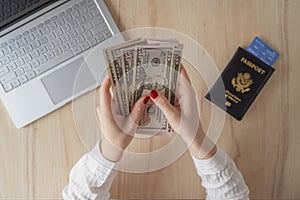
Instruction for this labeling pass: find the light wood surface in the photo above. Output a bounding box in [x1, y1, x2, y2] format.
[1, 0, 300, 199]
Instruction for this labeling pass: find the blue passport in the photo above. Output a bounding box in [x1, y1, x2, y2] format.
[246, 36, 279, 66]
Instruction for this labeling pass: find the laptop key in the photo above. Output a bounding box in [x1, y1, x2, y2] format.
[2, 82, 13, 92]
[53, 38, 62, 46]
[91, 16, 104, 26]
[77, 25, 85, 34]
[69, 29, 78, 38]
[62, 24, 71, 32]
[85, 12, 93, 20]
[15, 68, 25, 76]
[1, 56, 10, 65]
[7, 63, 17, 71]
[19, 75, 28, 84]
[88, 38, 97, 46]
[16, 48, 25, 57]
[69, 39, 78, 47]
[69, 20, 78, 29]
[82, 21, 92, 30]
[61, 43, 70, 52]
[54, 28, 63, 36]
[61, 34, 70, 42]
[45, 51, 55, 60]
[46, 42, 55, 50]
[79, 5, 88, 13]
[24, 44, 33, 53]
[94, 33, 105, 43]
[51, 15, 59, 22]
[39, 46, 47, 55]
[40, 25, 50, 34]
[39, 36, 48, 45]
[8, 38, 15, 44]
[16, 35, 22, 40]
[25, 34, 35, 43]
[57, 18, 65, 26]
[91, 24, 107, 35]
[35, 50, 74, 75]
[76, 35, 85, 43]
[11, 42, 20, 51]
[0, 71, 17, 84]
[31, 50, 40, 58]
[3, 46, 12, 54]
[72, 46, 82, 55]
[90, 8, 100, 17]
[49, 22, 58, 30]
[47, 32, 56, 41]
[84, 31, 93, 39]
[81, 41, 90, 50]
[23, 63, 32, 72]
[77, 16, 86, 24]
[64, 13, 73, 22]
[15, 58, 25, 67]
[32, 40, 41, 49]
[54, 47, 63, 56]
[23, 54, 32, 63]
[71, 9, 80, 18]
[9, 52, 18, 61]
[44, 19, 51, 25]
[0, 42, 8, 48]
[10, 79, 21, 88]
[26, 71, 36, 80]
[18, 38, 28, 47]
[38, 55, 48, 64]
[30, 59, 40, 68]
[0, 66, 9, 76]
[33, 30, 42, 39]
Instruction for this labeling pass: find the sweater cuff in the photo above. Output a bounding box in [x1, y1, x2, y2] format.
[191, 146, 228, 175]
[88, 140, 116, 170]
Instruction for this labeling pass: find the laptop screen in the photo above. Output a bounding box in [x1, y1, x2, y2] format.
[0, 0, 58, 31]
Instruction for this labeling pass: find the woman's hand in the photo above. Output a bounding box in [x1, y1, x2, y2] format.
[149, 67, 217, 159]
[96, 75, 149, 162]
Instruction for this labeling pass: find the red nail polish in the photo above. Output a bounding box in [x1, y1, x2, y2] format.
[143, 96, 150, 104]
[150, 90, 158, 99]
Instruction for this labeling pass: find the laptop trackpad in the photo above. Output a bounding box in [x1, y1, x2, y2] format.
[41, 57, 97, 105]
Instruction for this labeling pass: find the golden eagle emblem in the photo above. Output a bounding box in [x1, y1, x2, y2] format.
[231, 72, 253, 93]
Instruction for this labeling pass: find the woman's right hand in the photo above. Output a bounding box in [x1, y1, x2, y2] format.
[149, 67, 217, 159]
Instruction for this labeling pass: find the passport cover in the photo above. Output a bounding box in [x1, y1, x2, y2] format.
[205, 47, 275, 120]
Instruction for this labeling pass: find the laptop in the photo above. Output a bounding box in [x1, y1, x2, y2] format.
[0, 0, 124, 128]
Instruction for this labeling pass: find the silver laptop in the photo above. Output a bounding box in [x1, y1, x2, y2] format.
[0, 0, 124, 128]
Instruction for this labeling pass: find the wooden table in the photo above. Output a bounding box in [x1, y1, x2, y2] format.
[1, 0, 300, 199]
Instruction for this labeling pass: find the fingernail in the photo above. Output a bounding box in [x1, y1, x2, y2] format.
[150, 90, 158, 99]
[143, 96, 150, 104]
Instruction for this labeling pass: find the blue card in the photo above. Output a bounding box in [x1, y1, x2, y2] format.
[246, 36, 279, 66]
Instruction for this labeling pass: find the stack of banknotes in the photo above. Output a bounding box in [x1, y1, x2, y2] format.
[103, 38, 183, 134]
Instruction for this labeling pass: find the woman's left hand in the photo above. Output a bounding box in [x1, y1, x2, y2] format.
[96, 75, 149, 162]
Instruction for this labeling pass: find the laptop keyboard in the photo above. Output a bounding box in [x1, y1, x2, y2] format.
[0, 0, 112, 93]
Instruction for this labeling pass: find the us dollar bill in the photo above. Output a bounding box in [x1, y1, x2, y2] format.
[103, 48, 124, 115]
[121, 47, 136, 111]
[104, 38, 145, 116]
[169, 43, 183, 105]
[110, 39, 148, 116]
[132, 45, 174, 131]
[144, 39, 181, 106]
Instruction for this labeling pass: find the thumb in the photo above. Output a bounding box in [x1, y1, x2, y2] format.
[149, 90, 179, 124]
[120, 96, 148, 135]
[129, 96, 149, 124]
